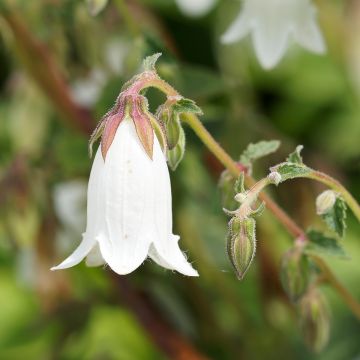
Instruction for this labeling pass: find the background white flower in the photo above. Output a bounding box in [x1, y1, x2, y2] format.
[221, 0, 326, 69]
[51, 118, 198, 276]
[175, 0, 216, 17]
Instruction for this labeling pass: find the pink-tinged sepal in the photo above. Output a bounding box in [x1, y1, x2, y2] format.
[130, 96, 154, 159]
[100, 101, 126, 160]
[89, 118, 106, 158]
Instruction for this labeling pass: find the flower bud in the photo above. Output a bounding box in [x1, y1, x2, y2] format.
[227, 217, 256, 280]
[299, 290, 330, 352]
[167, 125, 185, 171]
[268, 171, 282, 185]
[234, 192, 247, 203]
[166, 112, 182, 150]
[280, 247, 310, 302]
[316, 190, 336, 215]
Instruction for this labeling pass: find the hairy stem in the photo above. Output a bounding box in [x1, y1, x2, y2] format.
[182, 113, 360, 320]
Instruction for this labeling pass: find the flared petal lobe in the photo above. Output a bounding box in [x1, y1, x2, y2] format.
[51, 149, 105, 270]
[150, 133, 198, 276]
[221, 0, 326, 69]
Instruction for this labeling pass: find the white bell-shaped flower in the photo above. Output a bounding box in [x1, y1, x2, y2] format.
[51, 117, 198, 276]
[175, 0, 216, 17]
[221, 0, 326, 69]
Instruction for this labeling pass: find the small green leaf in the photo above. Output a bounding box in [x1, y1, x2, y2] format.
[167, 126, 185, 170]
[271, 162, 311, 182]
[240, 140, 280, 170]
[287, 145, 304, 164]
[86, 0, 108, 16]
[173, 98, 203, 115]
[142, 53, 162, 72]
[305, 230, 348, 258]
[320, 197, 347, 238]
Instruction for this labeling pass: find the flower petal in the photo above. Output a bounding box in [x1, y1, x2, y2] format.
[293, 5, 326, 53]
[51, 233, 96, 270]
[86, 243, 105, 267]
[151, 136, 198, 276]
[51, 148, 104, 271]
[175, 0, 216, 17]
[221, 13, 250, 44]
[252, 17, 290, 69]
[98, 117, 153, 275]
[150, 236, 199, 276]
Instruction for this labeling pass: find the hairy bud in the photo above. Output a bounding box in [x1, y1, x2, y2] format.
[316, 190, 337, 215]
[280, 247, 310, 302]
[299, 290, 330, 353]
[227, 217, 256, 280]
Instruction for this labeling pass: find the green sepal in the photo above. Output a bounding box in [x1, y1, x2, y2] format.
[172, 98, 203, 115]
[149, 116, 167, 152]
[234, 172, 246, 194]
[142, 53, 162, 72]
[287, 145, 304, 164]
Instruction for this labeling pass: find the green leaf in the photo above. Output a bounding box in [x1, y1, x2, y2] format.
[320, 197, 347, 238]
[271, 163, 311, 182]
[86, 0, 108, 16]
[172, 98, 203, 115]
[305, 230, 348, 258]
[142, 53, 162, 72]
[240, 140, 280, 169]
[287, 145, 304, 164]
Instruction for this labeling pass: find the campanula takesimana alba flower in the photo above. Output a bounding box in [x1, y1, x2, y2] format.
[51, 86, 198, 276]
[221, 0, 326, 69]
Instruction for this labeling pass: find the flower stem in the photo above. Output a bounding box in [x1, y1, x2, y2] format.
[182, 112, 360, 320]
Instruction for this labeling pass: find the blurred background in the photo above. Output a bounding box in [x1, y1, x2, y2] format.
[1, 0, 360, 359]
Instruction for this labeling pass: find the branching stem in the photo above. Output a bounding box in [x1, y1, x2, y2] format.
[181, 113, 360, 320]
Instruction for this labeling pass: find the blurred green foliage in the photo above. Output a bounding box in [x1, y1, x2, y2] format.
[1, 0, 360, 359]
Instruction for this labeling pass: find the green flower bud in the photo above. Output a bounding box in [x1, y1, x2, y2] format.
[165, 111, 181, 150]
[299, 290, 330, 353]
[280, 247, 310, 302]
[167, 125, 185, 171]
[227, 217, 256, 280]
[316, 190, 336, 215]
